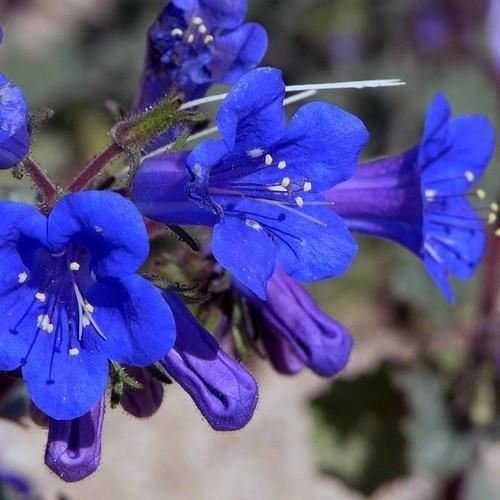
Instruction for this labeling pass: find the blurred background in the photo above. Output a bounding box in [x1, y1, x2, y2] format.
[0, 0, 499, 498]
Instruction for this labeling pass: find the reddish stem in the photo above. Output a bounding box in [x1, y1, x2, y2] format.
[68, 142, 122, 192]
[23, 157, 58, 206]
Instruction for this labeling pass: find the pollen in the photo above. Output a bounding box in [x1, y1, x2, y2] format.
[170, 28, 183, 37]
[17, 272, 28, 284]
[37, 314, 53, 334]
[281, 177, 291, 188]
[277, 160, 287, 169]
[69, 262, 81, 271]
[204, 34, 214, 44]
[187, 33, 195, 44]
[488, 212, 497, 225]
[295, 196, 304, 208]
[84, 302, 95, 314]
[476, 189, 486, 200]
[82, 316, 91, 328]
[192, 16, 203, 25]
[491, 202, 499, 212]
[496, 228, 500, 237]
[265, 154, 273, 166]
[464, 170, 475, 182]
[198, 24, 207, 34]
[35, 292, 47, 303]
[425, 189, 437, 201]
[303, 181, 312, 192]
[69, 347, 80, 357]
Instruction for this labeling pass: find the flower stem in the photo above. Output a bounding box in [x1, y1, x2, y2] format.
[68, 142, 123, 192]
[22, 157, 58, 206]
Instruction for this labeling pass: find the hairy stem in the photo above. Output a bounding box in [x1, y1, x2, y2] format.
[22, 157, 58, 206]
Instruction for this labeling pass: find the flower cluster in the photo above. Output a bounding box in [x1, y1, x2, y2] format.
[0, 0, 496, 486]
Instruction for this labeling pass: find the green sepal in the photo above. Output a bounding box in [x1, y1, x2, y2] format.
[147, 363, 173, 385]
[109, 361, 143, 409]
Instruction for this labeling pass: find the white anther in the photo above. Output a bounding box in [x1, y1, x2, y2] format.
[295, 196, 304, 208]
[84, 302, 95, 314]
[245, 219, 263, 231]
[265, 154, 273, 166]
[277, 160, 287, 170]
[187, 33, 195, 44]
[464, 170, 475, 182]
[170, 28, 184, 37]
[281, 177, 291, 188]
[192, 16, 203, 25]
[35, 292, 47, 303]
[491, 202, 499, 212]
[476, 189, 486, 200]
[204, 34, 214, 44]
[37, 314, 53, 334]
[424, 189, 437, 201]
[198, 24, 207, 34]
[303, 181, 312, 192]
[95, 225, 103, 233]
[496, 228, 500, 237]
[69, 347, 80, 357]
[82, 316, 91, 328]
[69, 262, 81, 271]
[17, 272, 28, 284]
[247, 148, 264, 158]
[488, 213, 497, 225]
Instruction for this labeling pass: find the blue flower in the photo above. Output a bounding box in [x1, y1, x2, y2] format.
[0, 191, 175, 419]
[45, 397, 104, 482]
[161, 292, 258, 431]
[326, 92, 495, 301]
[134, 0, 268, 110]
[235, 265, 353, 377]
[0, 73, 30, 169]
[132, 67, 369, 298]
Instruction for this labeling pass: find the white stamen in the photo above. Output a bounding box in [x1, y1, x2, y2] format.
[247, 148, 264, 158]
[464, 170, 475, 182]
[95, 225, 103, 233]
[488, 212, 497, 225]
[204, 34, 214, 44]
[477, 189, 486, 200]
[180, 79, 405, 110]
[170, 28, 183, 37]
[17, 272, 28, 284]
[303, 181, 312, 192]
[277, 160, 287, 170]
[198, 24, 207, 34]
[245, 219, 263, 231]
[295, 196, 304, 208]
[82, 316, 91, 328]
[69, 347, 80, 356]
[495, 228, 500, 237]
[425, 189, 437, 201]
[187, 33, 195, 44]
[192, 16, 203, 25]
[85, 302, 95, 314]
[265, 154, 273, 166]
[267, 185, 288, 192]
[490, 202, 499, 212]
[281, 177, 291, 188]
[69, 262, 81, 271]
[35, 292, 47, 303]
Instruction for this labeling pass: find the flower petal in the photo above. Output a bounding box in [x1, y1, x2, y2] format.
[22, 321, 109, 420]
[45, 397, 105, 482]
[47, 191, 149, 278]
[210, 22, 268, 84]
[216, 67, 286, 153]
[212, 216, 276, 299]
[162, 292, 258, 431]
[272, 102, 369, 191]
[120, 367, 164, 418]
[87, 275, 175, 366]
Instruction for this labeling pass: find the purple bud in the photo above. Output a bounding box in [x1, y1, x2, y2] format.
[237, 266, 353, 377]
[44, 397, 105, 482]
[121, 367, 164, 418]
[162, 292, 258, 431]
